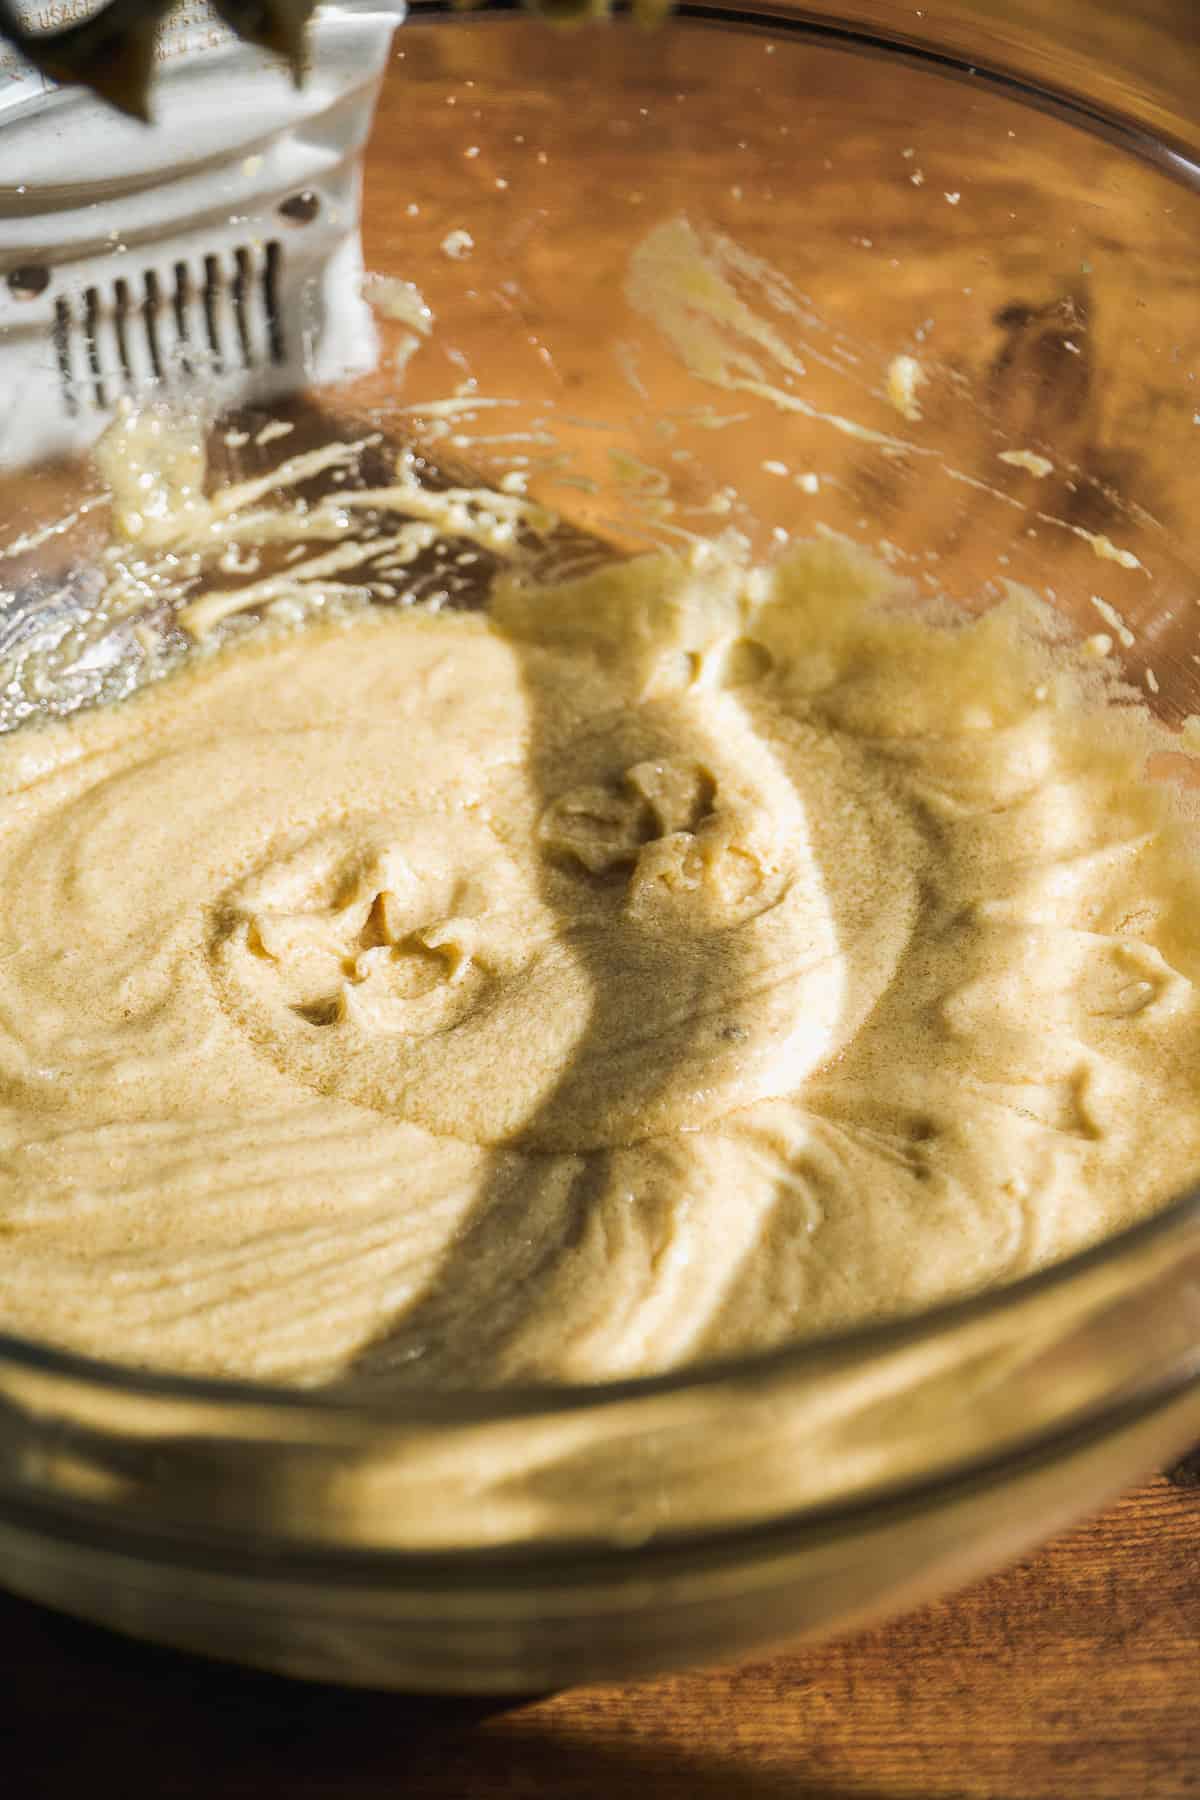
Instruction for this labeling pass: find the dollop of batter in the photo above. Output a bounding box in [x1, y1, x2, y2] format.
[2, 537, 1200, 1388]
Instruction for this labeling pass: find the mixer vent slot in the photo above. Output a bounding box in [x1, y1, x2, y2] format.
[53, 242, 287, 413]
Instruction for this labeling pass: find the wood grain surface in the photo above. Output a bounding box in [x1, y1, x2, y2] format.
[2, 1476, 1196, 1799]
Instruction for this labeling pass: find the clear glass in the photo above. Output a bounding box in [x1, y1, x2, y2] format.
[2, 1, 1200, 1690]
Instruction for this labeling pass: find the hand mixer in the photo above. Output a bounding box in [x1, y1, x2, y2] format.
[0, 1, 409, 469]
[0, 0, 609, 729]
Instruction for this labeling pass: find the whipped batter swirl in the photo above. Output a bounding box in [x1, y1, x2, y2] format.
[2, 539, 1199, 1387]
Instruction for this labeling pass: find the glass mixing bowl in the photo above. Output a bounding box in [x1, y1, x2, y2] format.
[1, 0, 1200, 1692]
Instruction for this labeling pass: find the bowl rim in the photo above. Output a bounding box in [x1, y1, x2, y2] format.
[405, 0, 1200, 178]
[3, 1178, 1199, 1428]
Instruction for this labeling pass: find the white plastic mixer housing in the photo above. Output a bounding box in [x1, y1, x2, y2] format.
[0, 1, 405, 467]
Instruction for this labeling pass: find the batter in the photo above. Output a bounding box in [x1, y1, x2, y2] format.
[1, 533, 1199, 1387]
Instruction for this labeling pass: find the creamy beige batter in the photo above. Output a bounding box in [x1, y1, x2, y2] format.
[1, 535, 1199, 1388]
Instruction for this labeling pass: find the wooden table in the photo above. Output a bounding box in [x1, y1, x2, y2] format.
[3, 1474, 1196, 1799]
